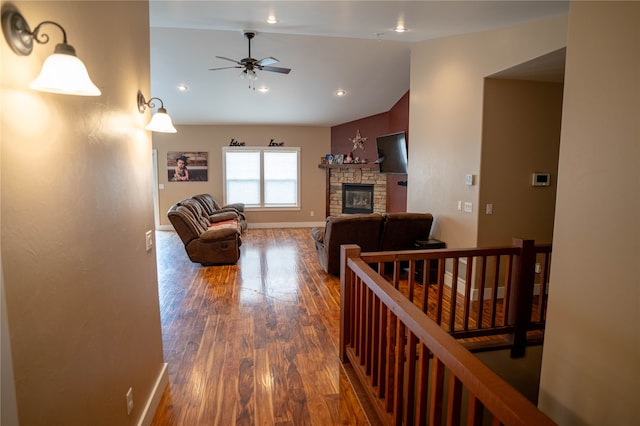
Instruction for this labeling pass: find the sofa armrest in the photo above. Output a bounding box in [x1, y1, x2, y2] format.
[311, 226, 325, 244]
[222, 203, 245, 213]
[200, 227, 238, 241]
[208, 211, 238, 223]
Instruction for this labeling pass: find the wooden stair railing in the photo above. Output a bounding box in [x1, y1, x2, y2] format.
[339, 240, 554, 425]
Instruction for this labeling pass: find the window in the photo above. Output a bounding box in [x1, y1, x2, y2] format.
[223, 147, 300, 209]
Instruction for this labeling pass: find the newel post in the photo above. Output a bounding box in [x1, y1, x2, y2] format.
[509, 238, 536, 358]
[340, 244, 361, 362]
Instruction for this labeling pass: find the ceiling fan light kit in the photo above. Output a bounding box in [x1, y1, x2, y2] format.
[209, 30, 291, 89]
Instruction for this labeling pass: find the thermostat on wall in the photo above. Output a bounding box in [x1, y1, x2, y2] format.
[532, 172, 551, 186]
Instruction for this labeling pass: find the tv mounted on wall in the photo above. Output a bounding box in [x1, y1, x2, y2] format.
[376, 131, 408, 174]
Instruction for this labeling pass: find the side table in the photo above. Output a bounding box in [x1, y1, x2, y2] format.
[414, 239, 446, 284]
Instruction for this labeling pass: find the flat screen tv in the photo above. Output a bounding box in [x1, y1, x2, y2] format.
[376, 131, 408, 174]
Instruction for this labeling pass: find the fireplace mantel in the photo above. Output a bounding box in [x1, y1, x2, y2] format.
[318, 163, 379, 170]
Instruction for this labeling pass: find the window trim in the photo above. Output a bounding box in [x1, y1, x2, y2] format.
[222, 146, 301, 210]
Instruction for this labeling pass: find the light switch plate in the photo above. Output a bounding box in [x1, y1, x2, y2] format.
[145, 230, 153, 252]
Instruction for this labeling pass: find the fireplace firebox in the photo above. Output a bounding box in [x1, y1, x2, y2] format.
[342, 184, 374, 214]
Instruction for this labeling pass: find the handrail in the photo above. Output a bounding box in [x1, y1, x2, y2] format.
[340, 241, 555, 425]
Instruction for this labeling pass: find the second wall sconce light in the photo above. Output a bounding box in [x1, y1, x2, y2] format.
[137, 91, 177, 133]
[1, 8, 101, 96]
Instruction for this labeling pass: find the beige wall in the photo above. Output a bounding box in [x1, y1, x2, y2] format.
[478, 79, 563, 246]
[153, 125, 329, 227]
[538, 2, 640, 424]
[407, 17, 567, 249]
[1, 1, 165, 425]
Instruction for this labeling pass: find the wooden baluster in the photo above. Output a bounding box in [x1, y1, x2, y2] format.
[463, 256, 473, 330]
[393, 320, 406, 425]
[477, 256, 487, 329]
[436, 258, 446, 325]
[490, 255, 501, 328]
[449, 258, 460, 332]
[415, 343, 431, 425]
[340, 244, 360, 361]
[371, 294, 381, 386]
[467, 394, 485, 426]
[429, 356, 445, 426]
[403, 331, 418, 425]
[378, 303, 388, 399]
[509, 239, 536, 358]
[446, 375, 463, 426]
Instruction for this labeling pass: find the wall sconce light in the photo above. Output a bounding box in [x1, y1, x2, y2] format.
[137, 91, 177, 133]
[1, 9, 101, 96]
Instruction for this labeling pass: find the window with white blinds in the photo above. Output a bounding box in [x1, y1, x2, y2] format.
[223, 147, 300, 208]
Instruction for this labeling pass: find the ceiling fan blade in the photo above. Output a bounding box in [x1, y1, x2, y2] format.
[215, 56, 241, 65]
[209, 66, 242, 71]
[257, 57, 279, 66]
[260, 66, 291, 74]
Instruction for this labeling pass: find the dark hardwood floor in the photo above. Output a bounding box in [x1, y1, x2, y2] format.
[151, 228, 368, 425]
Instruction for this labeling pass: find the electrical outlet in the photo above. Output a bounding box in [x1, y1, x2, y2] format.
[463, 202, 473, 213]
[486, 203, 493, 215]
[310, 210, 315, 217]
[145, 230, 153, 252]
[126, 387, 134, 415]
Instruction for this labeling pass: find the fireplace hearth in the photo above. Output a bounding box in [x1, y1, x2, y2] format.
[342, 184, 374, 214]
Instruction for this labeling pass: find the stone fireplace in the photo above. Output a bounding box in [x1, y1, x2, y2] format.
[342, 184, 374, 214]
[321, 164, 387, 216]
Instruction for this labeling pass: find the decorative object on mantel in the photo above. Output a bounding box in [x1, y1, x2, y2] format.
[268, 138, 284, 146]
[349, 129, 368, 152]
[229, 138, 245, 146]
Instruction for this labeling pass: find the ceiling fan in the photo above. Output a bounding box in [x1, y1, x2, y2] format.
[209, 30, 291, 83]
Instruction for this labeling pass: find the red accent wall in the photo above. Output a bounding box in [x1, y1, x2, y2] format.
[330, 112, 388, 164]
[330, 91, 409, 212]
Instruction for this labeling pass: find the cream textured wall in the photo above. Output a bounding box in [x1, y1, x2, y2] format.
[153, 125, 329, 227]
[407, 17, 567, 248]
[538, 2, 640, 424]
[478, 79, 563, 246]
[1, 1, 165, 425]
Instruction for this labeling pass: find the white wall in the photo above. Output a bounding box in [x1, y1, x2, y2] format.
[153, 125, 329, 227]
[538, 2, 640, 424]
[407, 17, 567, 248]
[1, 1, 166, 424]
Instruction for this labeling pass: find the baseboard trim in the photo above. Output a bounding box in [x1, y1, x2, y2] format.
[157, 222, 323, 232]
[138, 362, 169, 426]
[248, 222, 324, 229]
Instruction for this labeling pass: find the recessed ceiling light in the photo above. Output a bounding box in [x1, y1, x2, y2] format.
[177, 83, 189, 92]
[258, 86, 269, 93]
[395, 25, 407, 33]
[267, 15, 278, 24]
[336, 89, 346, 97]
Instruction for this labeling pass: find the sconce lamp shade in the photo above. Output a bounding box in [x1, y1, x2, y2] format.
[29, 43, 101, 96]
[1, 10, 101, 96]
[145, 107, 177, 133]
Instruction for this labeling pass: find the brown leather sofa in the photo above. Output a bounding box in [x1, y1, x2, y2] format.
[192, 193, 247, 231]
[167, 195, 244, 266]
[311, 212, 434, 275]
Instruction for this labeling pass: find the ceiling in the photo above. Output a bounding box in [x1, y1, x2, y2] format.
[149, 1, 568, 127]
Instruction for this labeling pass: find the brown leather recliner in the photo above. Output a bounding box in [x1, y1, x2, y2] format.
[378, 213, 434, 251]
[311, 213, 384, 275]
[311, 212, 435, 275]
[192, 194, 247, 232]
[167, 201, 241, 266]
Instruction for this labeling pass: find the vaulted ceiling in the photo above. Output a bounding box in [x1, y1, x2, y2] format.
[149, 1, 568, 127]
